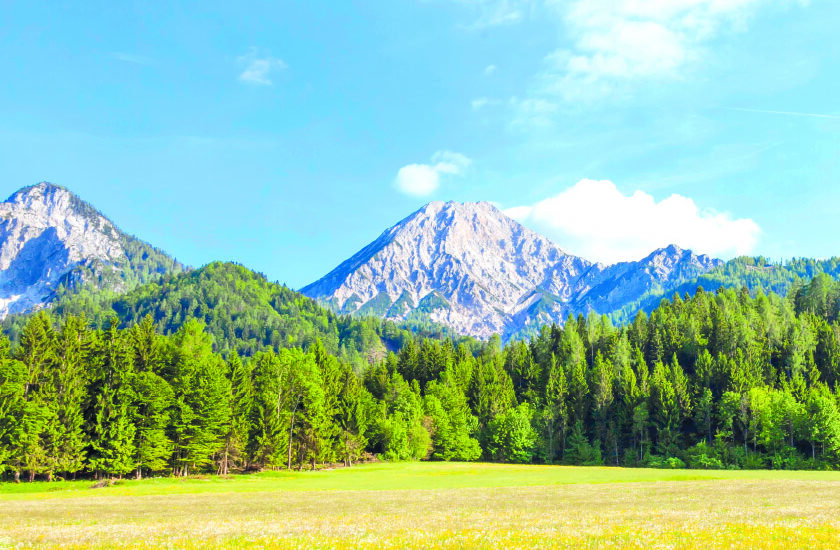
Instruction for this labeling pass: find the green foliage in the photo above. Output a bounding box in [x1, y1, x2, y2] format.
[5, 263, 476, 371]
[424, 368, 481, 461]
[486, 403, 538, 463]
[7, 269, 840, 480]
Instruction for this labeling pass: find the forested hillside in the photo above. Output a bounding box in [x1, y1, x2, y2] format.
[3, 273, 840, 482]
[611, 256, 840, 324]
[2, 262, 471, 367]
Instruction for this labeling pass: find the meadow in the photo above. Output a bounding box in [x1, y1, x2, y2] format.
[2, 463, 840, 549]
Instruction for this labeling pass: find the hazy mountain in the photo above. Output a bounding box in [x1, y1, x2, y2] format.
[302, 201, 722, 339]
[0, 182, 183, 317]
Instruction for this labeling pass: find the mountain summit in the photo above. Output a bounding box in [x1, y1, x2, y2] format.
[302, 201, 722, 339]
[0, 182, 183, 317]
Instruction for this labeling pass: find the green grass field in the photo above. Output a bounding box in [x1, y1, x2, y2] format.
[3, 463, 840, 549]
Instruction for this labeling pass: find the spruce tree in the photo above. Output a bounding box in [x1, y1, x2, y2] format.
[87, 320, 137, 478]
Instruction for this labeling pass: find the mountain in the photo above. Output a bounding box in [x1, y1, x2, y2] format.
[577, 244, 722, 314]
[301, 201, 722, 339]
[0, 182, 183, 317]
[608, 255, 840, 324]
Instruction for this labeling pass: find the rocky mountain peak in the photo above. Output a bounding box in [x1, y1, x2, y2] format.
[9, 181, 68, 201]
[301, 201, 595, 338]
[638, 244, 722, 279]
[0, 183, 181, 318]
[302, 203, 724, 340]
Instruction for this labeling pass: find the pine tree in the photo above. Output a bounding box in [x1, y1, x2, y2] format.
[87, 320, 137, 478]
[0, 336, 26, 480]
[14, 313, 56, 481]
[170, 319, 229, 476]
[221, 352, 251, 474]
[544, 353, 568, 462]
[46, 315, 91, 479]
[247, 351, 287, 469]
[132, 371, 174, 478]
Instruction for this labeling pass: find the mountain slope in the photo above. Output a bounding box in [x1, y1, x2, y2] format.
[578, 244, 721, 313]
[609, 255, 840, 324]
[302, 201, 722, 339]
[3, 261, 476, 364]
[0, 182, 183, 317]
[301, 201, 596, 339]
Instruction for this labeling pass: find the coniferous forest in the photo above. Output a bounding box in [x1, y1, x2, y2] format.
[3, 273, 840, 482]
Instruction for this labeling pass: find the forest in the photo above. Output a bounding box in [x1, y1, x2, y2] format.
[3, 272, 840, 481]
[2, 262, 471, 367]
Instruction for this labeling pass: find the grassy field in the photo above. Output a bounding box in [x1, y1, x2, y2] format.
[2, 462, 840, 549]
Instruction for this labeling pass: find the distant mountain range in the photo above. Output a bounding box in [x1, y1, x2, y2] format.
[300, 201, 722, 339]
[2, 183, 840, 343]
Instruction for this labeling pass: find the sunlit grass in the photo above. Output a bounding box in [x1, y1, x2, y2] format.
[2, 462, 840, 548]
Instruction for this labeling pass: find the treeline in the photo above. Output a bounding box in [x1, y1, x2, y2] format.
[0, 314, 382, 481]
[3, 262, 472, 368]
[4, 274, 840, 481]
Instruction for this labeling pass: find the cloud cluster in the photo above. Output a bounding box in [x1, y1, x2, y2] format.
[394, 151, 472, 197]
[506, 179, 760, 263]
[238, 49, 287, 85]
[539, 0, 793, 101]
[458, 0, 808, 120]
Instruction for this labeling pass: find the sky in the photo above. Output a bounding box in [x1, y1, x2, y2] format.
[0, 0, 838, 287]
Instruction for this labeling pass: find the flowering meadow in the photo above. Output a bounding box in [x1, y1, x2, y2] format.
[2, 462, 840, 549]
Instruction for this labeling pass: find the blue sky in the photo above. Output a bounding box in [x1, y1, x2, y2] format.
[1, 0, 838, 287]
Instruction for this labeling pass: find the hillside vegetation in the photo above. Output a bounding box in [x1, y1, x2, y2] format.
[3, 262, 472, 365]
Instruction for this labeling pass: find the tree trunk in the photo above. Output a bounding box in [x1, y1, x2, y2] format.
[547, 419, 554, 464]
[614, 437, 619, 466]
[287, 411, 297, 470]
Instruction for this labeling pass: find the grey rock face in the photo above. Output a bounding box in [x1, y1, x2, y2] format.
[302, 202, 722, 339]
[0, 182, 179, 318]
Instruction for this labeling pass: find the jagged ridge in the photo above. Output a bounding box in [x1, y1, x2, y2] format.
[302, 201, 722, 339]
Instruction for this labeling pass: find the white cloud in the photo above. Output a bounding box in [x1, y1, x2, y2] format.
[472, 97, 503, 110]
[472, 97, 490, 110]
[432, 150, 472, 173]
[508, 97, 559, 127]
[395, 165, 442, 197]
[238, 49, 287, 85]
[484, 64, 497, 75]
[394, 151, 472, 197]
[456, 0, 529, 29]
[535, 0, 806, 102]
[505, 179, 760, 263]
[110, 52, 153, 65]
[448, 0, 807, 107]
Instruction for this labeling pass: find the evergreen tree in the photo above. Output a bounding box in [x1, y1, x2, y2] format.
[87, 320, 137, 478]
